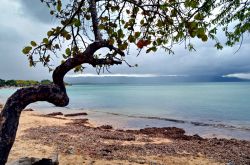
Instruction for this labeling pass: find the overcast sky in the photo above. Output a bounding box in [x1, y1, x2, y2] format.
[1, 0, 250, 81]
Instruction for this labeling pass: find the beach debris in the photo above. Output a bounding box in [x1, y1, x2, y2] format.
[64, 112, 88, 117]
[6, 157, 58, 165]
[67, 119, 89, 126]
[99, 148, 113, 156]
[65, 146, 75, 154]
[46, 112, 63, 116]
[125, 127, 203, 140]
[99, 132, 136, 141]
[99, 125, 113, 129]
[226, 161, 235, 165]
[23, 108, 34, 112]
[21, 122, 250, 165]
[128, 158, 146, 164]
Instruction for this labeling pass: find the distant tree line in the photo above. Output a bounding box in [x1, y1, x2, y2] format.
[0, 79, 53, 87]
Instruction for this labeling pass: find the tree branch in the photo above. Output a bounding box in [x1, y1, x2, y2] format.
[53, 40, 124, 88]
[89, 0, 103, 41]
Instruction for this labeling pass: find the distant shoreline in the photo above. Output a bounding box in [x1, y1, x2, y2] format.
[0, 79, 71, 88]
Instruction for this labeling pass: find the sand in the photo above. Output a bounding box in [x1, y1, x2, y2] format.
[4, 111, 231, 165]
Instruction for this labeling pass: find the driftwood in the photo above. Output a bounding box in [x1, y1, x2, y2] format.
[46, 112, 64, 116]
[64, 112, 87, 117]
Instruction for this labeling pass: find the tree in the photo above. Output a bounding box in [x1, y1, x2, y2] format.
[40, 79, 53, 85]
[0, 79, 5, 87]
[5, 80, 17, 87]
[0, 0, 249, 163]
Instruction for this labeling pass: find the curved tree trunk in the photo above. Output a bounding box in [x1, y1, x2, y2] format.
[0, 85, 69, 164]
[0, 41, 123, 164]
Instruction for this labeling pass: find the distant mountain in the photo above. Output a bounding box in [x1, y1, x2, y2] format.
[65, 75, 249, 84]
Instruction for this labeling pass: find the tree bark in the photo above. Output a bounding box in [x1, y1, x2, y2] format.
[0, 85, 68, 164]
[0, 41, 123, 164]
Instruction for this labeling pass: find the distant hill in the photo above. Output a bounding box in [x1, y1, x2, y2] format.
[65, 75, 249, 84]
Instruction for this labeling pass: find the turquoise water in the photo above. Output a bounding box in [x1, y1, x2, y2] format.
[1, 82, 250, 140]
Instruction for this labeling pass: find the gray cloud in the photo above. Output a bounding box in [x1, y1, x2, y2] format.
[0, 0, 52, 80]
[0, 0, 250, 81]
[19, 0, 55, 24]
[0, 25, 50, 80]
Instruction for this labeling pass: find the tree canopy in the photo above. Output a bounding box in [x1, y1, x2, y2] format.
[22, 0, 250, 73]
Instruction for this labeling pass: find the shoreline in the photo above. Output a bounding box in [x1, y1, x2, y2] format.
[4, 109, 250, 165]
[2, 100, 250, 140]
[1, 85, 250, 141]
[35, 107, 250, 140]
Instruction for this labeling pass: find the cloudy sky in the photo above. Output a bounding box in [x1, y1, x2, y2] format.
[1, 0, 250, 81]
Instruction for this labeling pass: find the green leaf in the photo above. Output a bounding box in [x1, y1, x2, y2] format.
[215, 43, 223, 50]
[65, 34, 71, 40]
[194, 13, 204, 20]
[160, 3, 168, 10]
[98, 24, 105, 30]
[47, 31, 53, 37]
[134, 32, 141, 38]
[57, 0, 62, 12]
[43, 38, 49, 44]
[201, 35, 208, 42]
[22, 46, 32, 54]
[146, 47, 157, 53]
[119, 42, 128, 50]
[117, 29, 124, 38]
[140, 19, 144, 25]
[128, 35, 135, 43]
[74, 19, 81, 27]
[30, 41, 37, 47]
[65, 48, 71, 56]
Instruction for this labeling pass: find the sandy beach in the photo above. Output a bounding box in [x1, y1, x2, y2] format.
[0, 105, 248, 165]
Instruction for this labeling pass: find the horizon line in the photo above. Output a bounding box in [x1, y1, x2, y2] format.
[66, 73, 189, 78]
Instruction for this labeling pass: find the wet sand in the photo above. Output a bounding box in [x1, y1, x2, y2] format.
[4, 110, 250, 165]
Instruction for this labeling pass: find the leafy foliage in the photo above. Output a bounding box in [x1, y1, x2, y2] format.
[0, 79, 54, 87]
[0, 79, 5, 87]
[23, 0, 250, 72]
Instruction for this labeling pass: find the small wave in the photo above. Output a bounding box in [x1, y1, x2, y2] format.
[92, 110, 250, 131]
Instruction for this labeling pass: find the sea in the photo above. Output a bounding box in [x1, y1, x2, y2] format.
[1, 82, 250, 140]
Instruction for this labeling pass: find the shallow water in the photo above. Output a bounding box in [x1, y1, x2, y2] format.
[1, 82, 250, 140]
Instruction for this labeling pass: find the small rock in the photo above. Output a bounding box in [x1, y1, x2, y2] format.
[65, 146, 75, 154]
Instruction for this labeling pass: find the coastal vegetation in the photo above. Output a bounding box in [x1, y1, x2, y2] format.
[0, 79, 70, 87]
[0, 0, 250, 164]
[0, 79, 52, 87]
